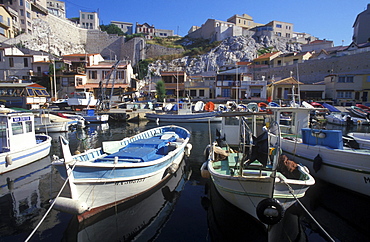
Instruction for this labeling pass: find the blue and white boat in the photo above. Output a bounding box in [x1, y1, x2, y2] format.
[52, 125, 192, 217]
[146, 101, 221, 123]
[0, 111, 52, 174]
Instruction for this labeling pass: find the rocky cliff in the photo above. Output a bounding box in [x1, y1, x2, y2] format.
[148, 35, 302, 76]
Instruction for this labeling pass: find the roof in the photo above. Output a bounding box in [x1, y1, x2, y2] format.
[253, 51, 281, 61]
[0, 82, 46, 88]
[86, 63, 128, 69]
[62, 53, 100, 57]
[75, 83, 129, 89]
[268, 77, 303, 86]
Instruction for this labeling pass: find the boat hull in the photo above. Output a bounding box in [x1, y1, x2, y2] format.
[0, 135, 52, 174]
[209, 167, 311, 223]
[52, 125, 191, 217]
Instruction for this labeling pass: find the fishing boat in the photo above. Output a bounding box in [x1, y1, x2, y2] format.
[76, 109, 109, 123]
[356, 104, 370, 110]
[268, 106, 370, 197]
[51, 125, 192, 218]
[0, 111, 52, 174]
[34, 112, 71, 133]
[350, 105, 370, 119]
[201, 112, 315, 225]
[325, 112, 352, 126]
[346, 132, 370, 149]
[146, 101, 221, 123]
[67, 91, 98, 111]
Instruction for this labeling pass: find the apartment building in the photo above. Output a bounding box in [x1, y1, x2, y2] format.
[0, 5, 14, 38]
[353, 4, 370, 44]
[227, 13, 263, 29]
[79, 11, 99, 30]
[46, 0, 65, 18]
[111, 21, 133, 35]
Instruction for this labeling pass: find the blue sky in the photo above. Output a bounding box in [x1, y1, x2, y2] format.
[65, 0, 369, 46]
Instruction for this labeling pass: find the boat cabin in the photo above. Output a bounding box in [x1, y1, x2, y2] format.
[0, 83, 49, 109]
[0, 112, 37, 152]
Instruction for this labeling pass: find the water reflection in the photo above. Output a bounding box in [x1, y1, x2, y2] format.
[63, 158, 191, 242]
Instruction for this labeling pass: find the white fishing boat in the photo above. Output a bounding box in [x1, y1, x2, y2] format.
[325, 112, 352, 126]
[146, 101, 221, 123]
[67, 91, 98, 110]
[268, 106, 370, 197]
[346, 132, 370, 149]
[0, 111, 52, 174]
[76, 109, 109, 123]
[51, 125, 192, 218]
[34, 112, 70, 133]
[202, 112, 315, 225]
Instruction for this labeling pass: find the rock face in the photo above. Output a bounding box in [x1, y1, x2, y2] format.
[148, 35, 302, 76]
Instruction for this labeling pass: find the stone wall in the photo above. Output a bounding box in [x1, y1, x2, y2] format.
[253, 51, 370, 83]
[145, 44, 184, 59]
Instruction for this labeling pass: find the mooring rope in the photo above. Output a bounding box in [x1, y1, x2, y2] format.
[25, 159, 78, 242]
[281, 178, 335, 242]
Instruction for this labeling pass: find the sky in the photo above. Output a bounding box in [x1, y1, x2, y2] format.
[65, 0, 369, 46]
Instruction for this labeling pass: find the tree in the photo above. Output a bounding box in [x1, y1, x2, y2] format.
[155, 80, 166, 102]
[100, 24, 124, 35]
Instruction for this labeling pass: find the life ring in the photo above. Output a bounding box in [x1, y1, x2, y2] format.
[256, 198, 284, 225]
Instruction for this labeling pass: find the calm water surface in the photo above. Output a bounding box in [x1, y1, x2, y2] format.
[0, 121, 369, 241]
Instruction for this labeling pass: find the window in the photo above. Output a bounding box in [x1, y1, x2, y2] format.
[20, 0, 24, 5]
[26, 88, 35, 96]
[20, 9, 24, 16]
[25, 121, 32, 132]
[25, 1, 30, 9]
[24, 58, 28, 67]
[26, 11, 30, 18]
[276, 32, 281, 36]
[337, 91, 352, 98]
[199, 90, 205, 96]
[9, 57, 14, 67]
[88, 14, 94, 19]
[89, 70, 97, 79]
[81, 14, 85, 19]
[12, 122, 23, 135]
[276, 24, 282, 28]
[346, 76, 354, 83]
[190, 90, 196, 96]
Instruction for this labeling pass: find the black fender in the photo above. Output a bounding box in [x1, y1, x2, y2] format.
[256, 198, 284, 225]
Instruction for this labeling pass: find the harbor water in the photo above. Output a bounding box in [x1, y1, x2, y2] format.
[0, 121, 369, 241]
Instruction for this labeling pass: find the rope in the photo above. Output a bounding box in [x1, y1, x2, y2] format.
[25, 159, 78, 242]
[281, 178, 335, 242]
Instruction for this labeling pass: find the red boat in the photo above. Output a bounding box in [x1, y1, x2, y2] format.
[356, 104, 370, 110]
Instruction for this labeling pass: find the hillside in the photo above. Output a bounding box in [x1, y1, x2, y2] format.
[147, 35, 302, 76]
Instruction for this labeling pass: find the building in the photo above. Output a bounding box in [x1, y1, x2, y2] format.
[0, 4, 14, 38]
[352, 4, 370, 44]
[301, 39, 334, 52]
[136, 22, 155, 39]
[252, 51, 281, 66]
[227, 13, 263, 29]
[110, 21, 133, 35]
[160, 71, 187, 98]
[62, 53, 105, 74]
[0, 46, 34, 81]
[324, 71, 370, 106]
[272, 51, 313, 67]
[79, 11, 99, 30]
[46, 0, 65, 18]
[154, 28, 174, 38]
[266, 20, 293, 38]
[187, 18, 242, 42]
